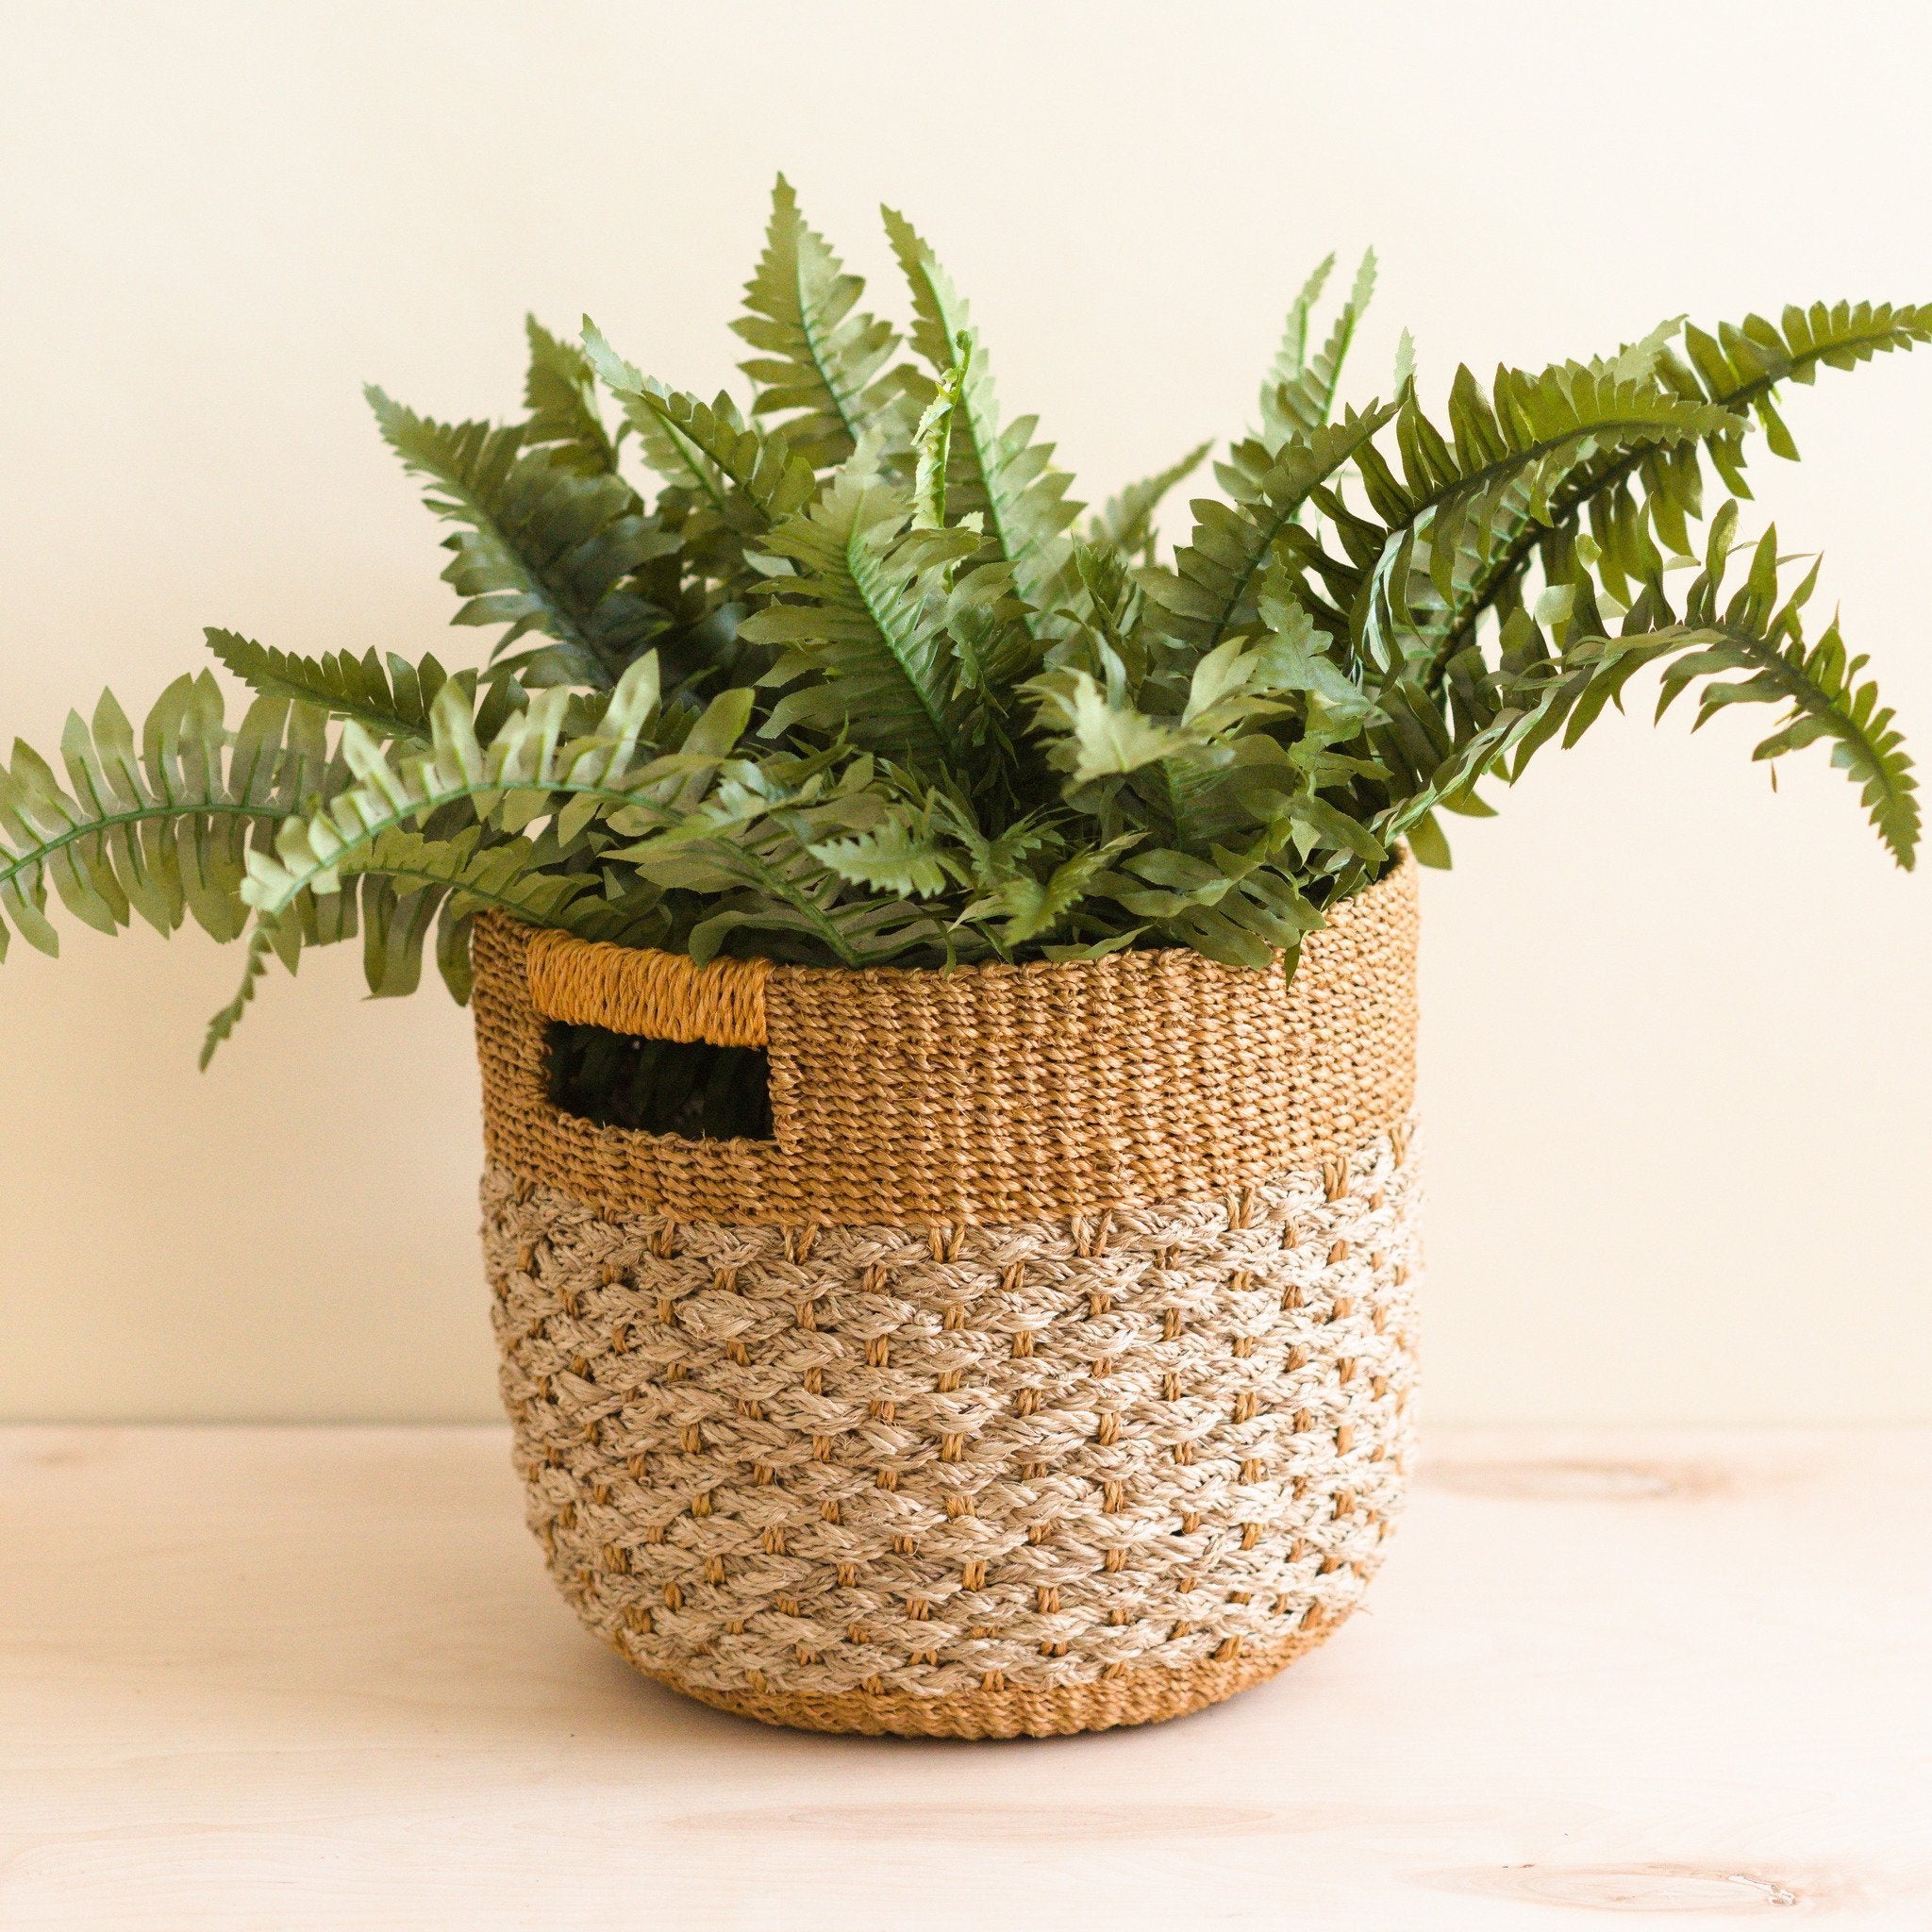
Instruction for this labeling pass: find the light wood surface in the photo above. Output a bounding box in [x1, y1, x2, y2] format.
[2, 1426, 1926, 1929]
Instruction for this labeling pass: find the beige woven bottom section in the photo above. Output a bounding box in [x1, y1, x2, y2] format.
[659, 1618, 1339, 1738]
[483, 1125, 1419, 1738]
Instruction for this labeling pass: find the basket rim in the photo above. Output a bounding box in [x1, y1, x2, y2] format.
[511, 844, 1411, 990]
[508, 848, 1414, 1050]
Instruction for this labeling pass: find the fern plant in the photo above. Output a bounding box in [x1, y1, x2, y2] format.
[4, 176, 1924, 1131]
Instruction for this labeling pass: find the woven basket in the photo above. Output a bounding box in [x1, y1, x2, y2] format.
[471, 852, 1420, 1738]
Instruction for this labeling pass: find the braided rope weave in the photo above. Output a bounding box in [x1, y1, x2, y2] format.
[485, 1138, 1417, 1735]
[526, 931, 773, 1046]
[472, 858, 1422, 1737]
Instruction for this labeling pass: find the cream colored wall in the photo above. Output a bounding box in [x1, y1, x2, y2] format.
[2, 1, 1928, 1424]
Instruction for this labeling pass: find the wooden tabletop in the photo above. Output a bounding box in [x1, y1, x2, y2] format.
[2, 1425, 1925, 1928]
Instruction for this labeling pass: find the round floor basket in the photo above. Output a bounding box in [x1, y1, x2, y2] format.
[470, 852, 1421, 1739]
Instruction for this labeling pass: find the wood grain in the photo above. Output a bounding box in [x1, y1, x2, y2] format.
[2, 1426, 1927, 1929]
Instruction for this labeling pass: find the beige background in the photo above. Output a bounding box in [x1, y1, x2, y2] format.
[2, 1, 1926, 1424]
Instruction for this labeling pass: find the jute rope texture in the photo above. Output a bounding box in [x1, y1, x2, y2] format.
[475, 856, 1422, 1735]
[526, 931, 773, 1046]
[473, 851, 1418, 1226]
[485, 1131, 1419, 1736]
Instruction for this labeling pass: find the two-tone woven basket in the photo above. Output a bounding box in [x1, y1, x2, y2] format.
[471, 851, 1421, 1738]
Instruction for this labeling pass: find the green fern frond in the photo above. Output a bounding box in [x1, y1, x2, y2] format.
[1676, 299, 1932, 425]
[1599, 302, 1932, 565]
[240, 658, 663, 933]
[1582, 509, 1918, 866]
[1274, 365, 1739, 685]
[1087, 442, 1212, 563]
[348, 825, 596, 999]
[960, 840, 1125, 950]
[1026, 669, 1203, 785]
[881, 207, 1083, 630]
[1376, 507, 1919, 870]
[1259, 249, 1374, 450]
[201, 654, 775, 1046]
[911, 335, 971, 530]
[198, 922, 275, 1069]
[1366, 363, 1736, 577]
[738, 465, 984, 776]
[523, 316, 622, 475]
[582, 325, 820, 534]
[1392, 329, 1416, 393]
[734, 175, 909, 470]
[1428, 302, 1932, 663]
[608, 753, 950, 966]
[807, 811, 952, 898]
[1092, 828, 1337, 970]
[1142, 402, 1400, 651]
[204, 629, 470, 743]
[0, 676, 325, 963]
[368, 386, 667, 687]
[588, 362, 726, 502]
[1259, 254, 1335, 406]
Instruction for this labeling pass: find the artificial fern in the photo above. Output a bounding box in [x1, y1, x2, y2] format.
[1539, 507, 1918, 863]
[203, 630, 482, 744]
[522, 316, 623, 475]
[735, 175, 910, 469]
[883, 208, 1083, 633]
[2, 176, 1923, 1109]
[367, 389, 669, 689]
[0, 677, 334, 959]
[1257, 250, 1376, 453]
[738, 463, 992, 778]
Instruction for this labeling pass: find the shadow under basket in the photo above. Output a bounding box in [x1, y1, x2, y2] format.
[470, 852, 1422, 1740]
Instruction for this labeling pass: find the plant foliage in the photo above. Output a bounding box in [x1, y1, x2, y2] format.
[5, 178, 1924, 1124]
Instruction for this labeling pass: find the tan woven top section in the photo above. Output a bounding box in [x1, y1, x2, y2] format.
[525, 928, 772, 1045]
[471, 850, 1418, 1225]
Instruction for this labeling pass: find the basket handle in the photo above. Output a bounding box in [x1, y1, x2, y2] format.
[524, 929, 771, 1047]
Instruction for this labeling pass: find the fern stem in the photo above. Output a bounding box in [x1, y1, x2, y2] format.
[0, 799, 288, 894]
[725, 826, 868, 966]
[1683, 621, 1909, 811]
[338, 859, 579, 927]
[1206, 496, 1307, 652]
[794, 280, 866, 451]
[841, 517, 968, 775]
[1418, 324, 1927, 694]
